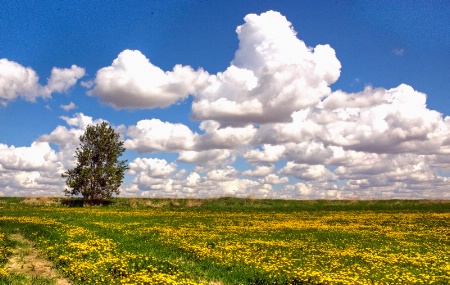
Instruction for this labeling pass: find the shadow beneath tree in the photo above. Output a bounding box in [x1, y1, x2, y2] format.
[60, 198, 113, 207]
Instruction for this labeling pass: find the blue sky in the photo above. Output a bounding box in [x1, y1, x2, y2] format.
[0, 1, 449, 199]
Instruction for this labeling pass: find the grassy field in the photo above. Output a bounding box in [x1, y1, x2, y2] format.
[0, 197, 449, 284]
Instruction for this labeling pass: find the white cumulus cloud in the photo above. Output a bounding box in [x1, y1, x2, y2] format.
[195, 120, 256, 150]
[60, 102, 76, 111]
[125, 119, 197, 153]
[45, 65, 86, 94]
[243, 165, 274, 177]
[0, 59, 85, 106]
[0, 142, 65, 196]
[322, 84, 447, 154]
[128, 157, 176, 177]
[88, 50, 209, 109]
[191, 10, 341, 125]
[177, 149, 235, 168]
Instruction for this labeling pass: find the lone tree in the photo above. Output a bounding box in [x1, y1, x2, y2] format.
[62, 122, 128, 200]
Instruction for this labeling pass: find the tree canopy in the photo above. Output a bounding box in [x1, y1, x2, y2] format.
[62, 122, 128, 200]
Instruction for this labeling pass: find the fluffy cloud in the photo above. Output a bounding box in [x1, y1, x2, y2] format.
[45, 65, 86, 94]
[126, 158, 177, 194]
[252, 109, 323, 145]
[128, 158, 176, 177]
[279, 162, 335, 181]
[260, 174, 289, 185]
[334, 154, 439, 184]
[322, 84, 448, 154]
[283, 142, 335, 165]
[0, 142, 65, 196]
[0, 142, 60, 172]
[125, 118, 256, 153]
[177, 149, 234, 167]
[242, 165, 274, 177]
[125, 119, 197, 153]
[88, 50, 209, 109]
[60, 102, 76, 111]
[191, 10, 341, 125]
[59, 112, 103, 129]
[0, 59, 85, 105]
[0, 59, 41, 104]
[206, 166, 238, 181]
[195, 120, 256, 150]
[178, 174, 259, 198]
[243, 145, 286, 163]
[282, 182, 341, 200]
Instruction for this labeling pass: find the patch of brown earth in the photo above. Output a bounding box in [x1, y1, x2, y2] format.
[185, 199, 204, 207]
[6, 233, 71, 285]
[21, 197, 60, 206]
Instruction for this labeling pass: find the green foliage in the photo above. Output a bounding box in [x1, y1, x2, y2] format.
[61, 122, 128, 200]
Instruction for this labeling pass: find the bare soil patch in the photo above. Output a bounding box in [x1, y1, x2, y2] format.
[185, 199, 204, 207]
[21, 197, 60, 206]
[6, 233, 71, 285]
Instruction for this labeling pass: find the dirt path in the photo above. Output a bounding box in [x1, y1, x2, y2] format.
[5, 233, 72, 285]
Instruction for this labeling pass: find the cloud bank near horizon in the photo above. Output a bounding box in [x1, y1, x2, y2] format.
[1, 11, 449, 199]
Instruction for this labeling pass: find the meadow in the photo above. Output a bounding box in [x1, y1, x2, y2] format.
[0, 197, 449, 284]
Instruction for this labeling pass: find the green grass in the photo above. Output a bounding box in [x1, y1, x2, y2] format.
[0, 274, 57, 285]
[0, 198, 449, 284]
